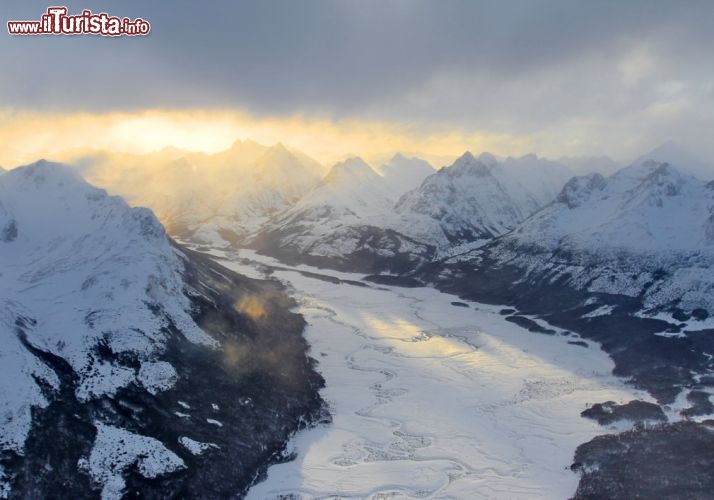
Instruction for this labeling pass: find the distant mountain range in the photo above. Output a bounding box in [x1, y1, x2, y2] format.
[75, 140, 326, 245]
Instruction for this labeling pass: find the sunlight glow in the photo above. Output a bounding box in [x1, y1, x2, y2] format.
[235, 295, 268, 321]
[0, 108, 533, 169]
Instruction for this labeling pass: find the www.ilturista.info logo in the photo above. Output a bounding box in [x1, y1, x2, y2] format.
[7, 7, 150, 36]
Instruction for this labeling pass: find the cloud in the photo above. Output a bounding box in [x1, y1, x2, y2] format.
[0, 108, 527, 168]
[1, 0, 713, 160]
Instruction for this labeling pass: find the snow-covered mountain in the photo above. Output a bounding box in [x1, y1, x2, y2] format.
[0, 161, 324, 498]
[391, 151, 573, 249]
[76, 141, 326, 247]
[251, 151, 572, 272]
[422, 159, 714, 403]
[251, 157, 435, 272]
[301, 157, 395, 220]
[493, 160, 714, 311]
[188, 143, 325, 244]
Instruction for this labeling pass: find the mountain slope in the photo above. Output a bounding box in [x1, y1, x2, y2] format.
[0, 161, 325, 499]
[419, 160, 714, 403]
[251, 157, 436, 272]
[392, 152, 572, 249]
[503, 160, 714, 305]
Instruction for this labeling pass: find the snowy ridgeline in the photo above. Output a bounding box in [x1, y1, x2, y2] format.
[70, 140, 714, 290]
[76, 140, 327, 245]
[248, 143, 714, 316]
[458, 160, 714, 313]
[252, 151, 573, 259]
[0, 161, 274, 500]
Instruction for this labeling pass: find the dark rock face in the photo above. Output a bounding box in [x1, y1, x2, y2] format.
[417, 252, 714, 405]
[504, 315, 557, 335]
[572, 421, 714, 500]
[364, 274, 425, 288]
[3, 245, 327, 499]
[681, 390, 714, 418]
[581, 400, 667, 426]
[567, 340, 589, 348]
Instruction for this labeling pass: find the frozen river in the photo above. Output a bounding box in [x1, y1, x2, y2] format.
[208, 249, 647, 499]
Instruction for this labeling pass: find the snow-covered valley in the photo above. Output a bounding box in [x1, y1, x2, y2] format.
[202, 248, 652, 499]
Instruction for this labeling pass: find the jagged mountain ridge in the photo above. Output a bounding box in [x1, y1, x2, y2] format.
[392, 151, 573, 248]
[417, 158, 714, 404]
[0, 161, 325, 499]
[483, 160, 714, 311]
[251, 151, 572, 271]
[250, 156, 437, 272]
[75, 142, 326, 247]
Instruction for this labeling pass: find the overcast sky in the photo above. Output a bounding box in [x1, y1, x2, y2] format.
[1, 0, 713, 161]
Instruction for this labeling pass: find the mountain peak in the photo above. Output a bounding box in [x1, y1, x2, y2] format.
[262, 142, 296, 161]
[12, 159, 83, 186]
[222, 138, 269, 160]
[449, 151, 491, 177]
[382, 153, 433, 172]
[454, 151, 476, 165]
[271, 142, 290, 153]
[323, 157, 377, 185]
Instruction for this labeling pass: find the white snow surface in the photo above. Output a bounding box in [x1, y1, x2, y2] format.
[510, 161, 714, 253]
[179, 436, 219, 455]
[488, 160, 714, 311]
[211, 249, 648, 500]
[84, 423, 185, 500]
[137, 361, 179, 395]
[0, 161, 215, 479]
